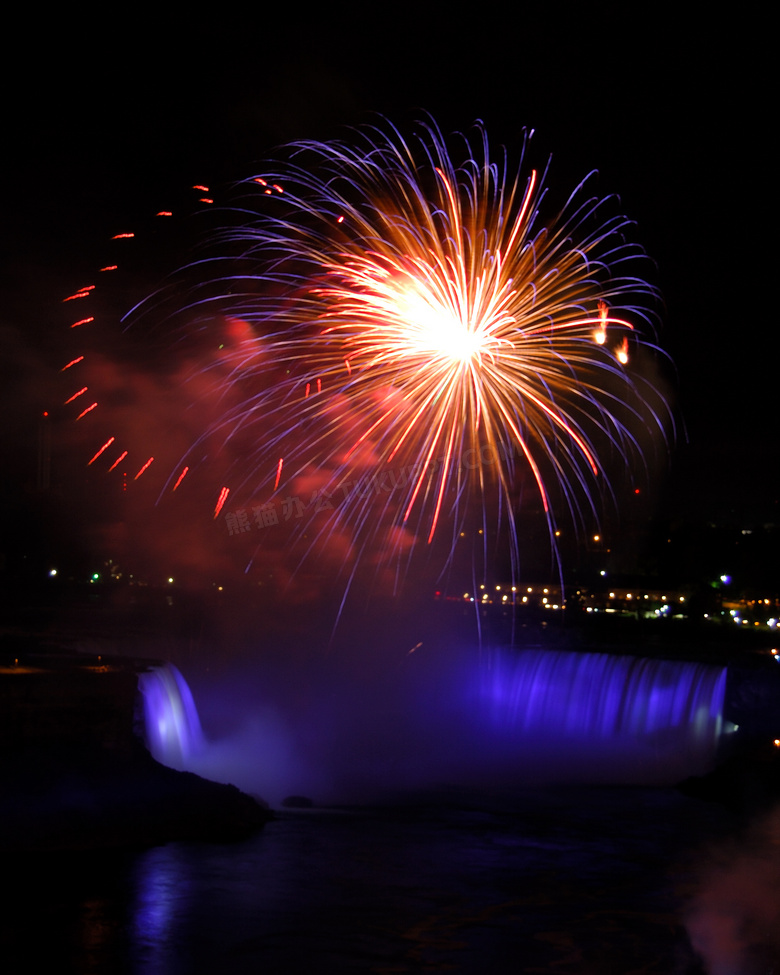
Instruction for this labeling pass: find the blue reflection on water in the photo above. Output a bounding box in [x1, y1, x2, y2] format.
[123, 788, 735, 975]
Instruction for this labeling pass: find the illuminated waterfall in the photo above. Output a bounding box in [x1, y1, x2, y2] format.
[135, 649, 729, 795]
[478, 648, 727, 782]
[138, 663, 205, 769]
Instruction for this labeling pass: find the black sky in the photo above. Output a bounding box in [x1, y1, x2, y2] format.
[0, 8, 773, 583]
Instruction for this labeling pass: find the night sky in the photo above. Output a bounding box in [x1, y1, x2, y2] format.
[0, 10, 773, 591]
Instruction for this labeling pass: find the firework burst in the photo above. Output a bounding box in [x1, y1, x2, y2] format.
[82, 119, 671, 585]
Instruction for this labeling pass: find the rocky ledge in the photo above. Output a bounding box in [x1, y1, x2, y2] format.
[0, 744, 272, 852]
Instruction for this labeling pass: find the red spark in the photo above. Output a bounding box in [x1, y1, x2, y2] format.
[274, 457, 283, 490]
[213, 486, 229, 518]
[134, 457, 154, 480]
[64, 386, 88, 404]
[88, 437, 116, 465]
[61, 356, 84, 371]
[75, 402, 98, 420]
[172, 467, 189, 491]
[107, 451, 127, 472]
[70, 317, 94, 328]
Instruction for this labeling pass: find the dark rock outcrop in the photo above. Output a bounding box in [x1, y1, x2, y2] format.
[0, 744, 272, 852]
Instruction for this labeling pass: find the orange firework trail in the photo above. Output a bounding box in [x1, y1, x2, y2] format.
[167, 117, 670, 576]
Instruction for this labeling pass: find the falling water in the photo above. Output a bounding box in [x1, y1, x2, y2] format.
[135, 648, 730, 798]
[478, 648, 728, 782]
[137, 663, 206, 769]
